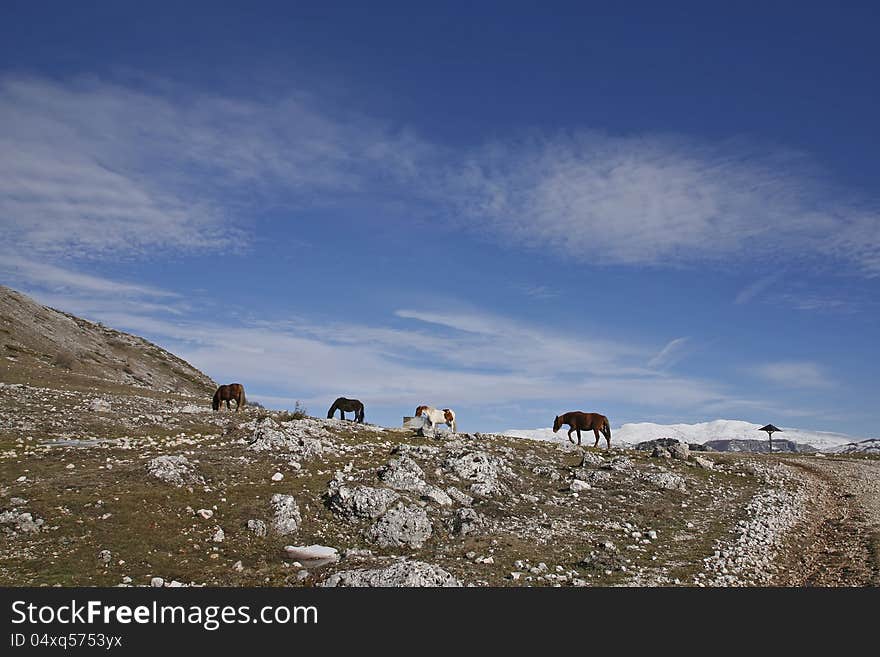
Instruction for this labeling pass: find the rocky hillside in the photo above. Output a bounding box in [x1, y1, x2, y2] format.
[702, 439, 814, 453]
[1, 289, 877, 587]
[6, 376, 872, 587]
[0, 285, 215, 397]
[830, 439, 880, 455]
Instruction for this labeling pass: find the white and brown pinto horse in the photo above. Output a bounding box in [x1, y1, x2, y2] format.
[415, 405, 456, 433]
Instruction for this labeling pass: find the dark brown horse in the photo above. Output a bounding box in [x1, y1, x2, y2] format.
[213, 383, 246, 412]
[553, 411, 611, 449]
[327, 397, 365, 423]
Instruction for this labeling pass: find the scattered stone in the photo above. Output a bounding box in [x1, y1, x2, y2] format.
[448, 507, 485, 536]
[150, 577, 164, 588]
[271, 472, 284, 481]
[247, 519, 267, 537]
[197, 509, 214, 520]
[88, 399, 111, 412]
[601, 456, 633, 471]
[146, 455, 203, 487]
[0, 511, 43, 534]
[580, 452, 605, 467]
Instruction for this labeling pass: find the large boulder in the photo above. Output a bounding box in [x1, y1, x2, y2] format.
[366, 503, 432, 548]
[328, 485, 400, 520]
[377, 455, 452, 506]
[639, 471, 687, 492]
[443, 450, 509, 497]
[319, 560, 462, 587]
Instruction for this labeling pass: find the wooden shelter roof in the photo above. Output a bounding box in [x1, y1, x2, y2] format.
[759, 424, 782, 433]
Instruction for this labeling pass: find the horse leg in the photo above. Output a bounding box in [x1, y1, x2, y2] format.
[567, 428, 575, 444]
[593, 428, 601, 448]
[576, 428, 582, 445]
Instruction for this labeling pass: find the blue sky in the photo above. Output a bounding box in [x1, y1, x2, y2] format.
[1, 2, 878, 435]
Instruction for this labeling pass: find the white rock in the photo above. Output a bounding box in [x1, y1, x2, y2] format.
[151, 577, 164, 588]
[197, 509, 214, 520]
[212, 528, 225, 542]
[271, 472, 284, 481]
[284, 545, 339, 565]
[570, 479, 591, 492]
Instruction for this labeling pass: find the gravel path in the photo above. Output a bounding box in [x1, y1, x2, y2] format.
[779, 456, 880, 586]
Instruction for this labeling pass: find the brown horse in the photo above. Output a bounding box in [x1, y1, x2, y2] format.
[213, 383, 246, 412]
[553, 411, 611, 449]
[327, 397, 365, 423]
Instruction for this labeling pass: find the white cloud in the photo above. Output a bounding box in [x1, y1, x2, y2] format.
[0, 76, 429, 259]
[3, 75, 879, 276]
[80, 306, 743, 416]
[754, 361, 832, 388]
[443, 134, 880, 275]
[0, 255, 178, 299]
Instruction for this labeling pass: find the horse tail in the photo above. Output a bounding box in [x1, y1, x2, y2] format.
[357, 402, 365, 423]
[604, 417, 612, 442]
[239, 385, 246, 408]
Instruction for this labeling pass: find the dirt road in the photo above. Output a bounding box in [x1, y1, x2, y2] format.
[780, 455, 880, 586]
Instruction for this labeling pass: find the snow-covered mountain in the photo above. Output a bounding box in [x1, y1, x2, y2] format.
[827, 438, 880, 454]
[503, 419, 869, 452]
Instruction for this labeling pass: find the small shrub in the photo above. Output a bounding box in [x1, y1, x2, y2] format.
[275, 401, 308, 422]
[53, 350, 76, 370]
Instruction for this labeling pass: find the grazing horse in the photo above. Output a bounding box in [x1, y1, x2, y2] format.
[212, 383, 246, 412]
[415, 405, 456, 433]
[327, 397, 365, 423]
[553, 411, 611, 449]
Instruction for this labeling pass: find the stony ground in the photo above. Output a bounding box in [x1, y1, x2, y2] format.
[3, 379, 877, 587]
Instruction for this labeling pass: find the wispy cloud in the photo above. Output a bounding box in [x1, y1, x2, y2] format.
[0, 76, 428, 259]
[735, 275, 780, 305]
[648, 337, 690, 369]
[3, 75, 880, 276]
[0, 255, 178, 299]
[70, 304, 752, 420]
[443, 134, 880, 275]
[753, 361, 832, 388]
[518, 284, 560, 300]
